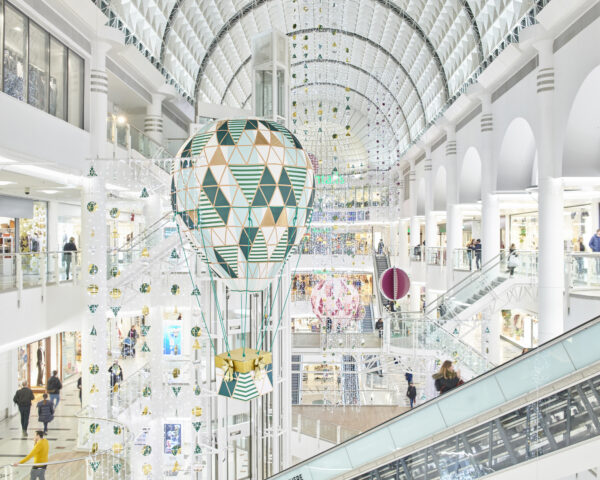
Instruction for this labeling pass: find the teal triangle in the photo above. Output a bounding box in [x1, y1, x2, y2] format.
[215, 189, 229, 207]
[203, 186, 219, 204]
[203, 168, 217, 187]
[278, 168, 292, 186]
[271, 206, 284, 223]
[215, 206, 230, 223]
[252, 189, 268, 207]
[260, 167, 276, 186]
[261, 185, 276, 203]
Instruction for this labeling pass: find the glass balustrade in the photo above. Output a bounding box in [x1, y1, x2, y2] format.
[567, 253, 600, 290]
[425, 247, 446, 266]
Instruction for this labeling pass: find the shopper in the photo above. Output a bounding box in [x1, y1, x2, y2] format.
[406, 382, 417, 409]
[575, 237, 585, 275]
[36, 394, 54, 435]
[375, 318, 384, 338]
[326, 317, 332, 333]
[109, 360, 123, 389]
[507, 244, 519, 277]
[377, 239, 385, 255]
[432, 360, 462, 395]
[14, 430, 49, 479]
[13, 381, 35, 437]
[77, 377, 82, 405]
[62, 237, 77, 280]
[589, 230, 600, 274]
[46, 371, 62, 409]
[474, 239, 482, 269]
[466, 239, 474, 270]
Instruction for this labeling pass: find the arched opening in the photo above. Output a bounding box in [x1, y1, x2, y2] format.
[459, 147, 482, 203]
[433, 166, 447, 211]
[497, 118, 537, 191]
[563, 65, 600, 177]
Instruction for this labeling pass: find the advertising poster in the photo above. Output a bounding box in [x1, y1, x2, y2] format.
[164, 423, 181, 454]
[163, 324, 182, 356]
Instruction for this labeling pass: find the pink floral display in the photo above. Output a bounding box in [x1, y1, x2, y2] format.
[310, 278, 365, 323]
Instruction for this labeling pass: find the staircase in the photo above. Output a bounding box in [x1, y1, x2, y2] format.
[372, 251, 391, 315]
[291, 354, 302, 405]
[361, 304, 374, 332]
[342, 355, 360, 405]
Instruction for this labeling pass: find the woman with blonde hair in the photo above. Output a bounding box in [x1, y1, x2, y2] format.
[432, 360, 462, 395]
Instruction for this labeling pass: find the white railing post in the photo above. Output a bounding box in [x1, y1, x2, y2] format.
[16, 254, 23, 304]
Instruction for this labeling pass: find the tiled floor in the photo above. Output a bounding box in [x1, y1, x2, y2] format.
[0, 355, 147, 470]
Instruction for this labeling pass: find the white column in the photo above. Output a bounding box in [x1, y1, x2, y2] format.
[81, 38, 111, 416]
[144, 93, 164, 145]
[480, 93, 500, 264]
[445, 126, 461, 287]
[535, 39, 564, 342]
[424, 148, 437, 305]
[408, 160, 419, 250]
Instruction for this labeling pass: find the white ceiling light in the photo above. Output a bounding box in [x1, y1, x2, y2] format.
[0, 181, 16, 186]
[39, 189, 59, 194]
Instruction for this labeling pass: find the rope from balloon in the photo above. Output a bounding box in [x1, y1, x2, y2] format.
[241, 207, 252, 358]
[255, 206, 299, 352]
[192, 207, 233, 357]
[174, 222, 217, 356]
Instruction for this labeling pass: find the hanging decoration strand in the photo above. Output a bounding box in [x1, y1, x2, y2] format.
[242, 209, 252, 357]
[256, 208, 300, 352]
[175, 223, 217, 356]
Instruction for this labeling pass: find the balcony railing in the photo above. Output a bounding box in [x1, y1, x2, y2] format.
[0, 251, 81, 293]
[425, 246, 446, 266]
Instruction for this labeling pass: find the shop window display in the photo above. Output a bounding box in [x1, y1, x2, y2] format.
[61, 331, 81, 380]
[3, 4, 27, 101]
[301, 228, 372, 256]
[27, 21, 49, 111]
[291, 273, 372, 305]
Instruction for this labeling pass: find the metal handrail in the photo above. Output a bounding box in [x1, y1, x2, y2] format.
[111, 212, 172, 252]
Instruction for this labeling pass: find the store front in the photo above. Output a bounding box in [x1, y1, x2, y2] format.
[291, 273, 373, 304]
[301, 228, 372, 256]
[508, 204, 595, 252]
[17, 334, 67, 391]
[57, 203, 81, 251]
[61, 332, 81, 381]
[19, 200, 47, 252]
[501, 309, 538, 349]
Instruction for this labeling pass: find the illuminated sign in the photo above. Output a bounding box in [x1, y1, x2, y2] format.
[315, 168, 344, 185]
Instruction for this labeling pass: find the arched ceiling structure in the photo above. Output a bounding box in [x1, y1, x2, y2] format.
[98, 0, 539, 166]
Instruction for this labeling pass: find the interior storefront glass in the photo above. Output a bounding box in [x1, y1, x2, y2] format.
[3, 4, 27, 101]
[291, 273, 373, 305]
[19, 200, 47, 252]
[27, 21, 49, 111]
[61, 331, 81, 380]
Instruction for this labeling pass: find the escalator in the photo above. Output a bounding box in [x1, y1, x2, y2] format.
[270, 315, 600, 480]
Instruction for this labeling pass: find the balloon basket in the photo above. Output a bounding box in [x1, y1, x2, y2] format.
[215, 348, 273, 401]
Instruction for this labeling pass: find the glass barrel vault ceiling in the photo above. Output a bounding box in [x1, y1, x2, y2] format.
[94, 0, 542, 167]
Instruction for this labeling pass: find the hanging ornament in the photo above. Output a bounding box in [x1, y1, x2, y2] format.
[88, 264, 98, 275]
[139, 283, 151, 294]
[141, 406, 151, 416]
[191, 326, 202, 337]
[192, 407, 203, 417]
[170, 248, 179, 259]
[88, 166, 98, 177]
[88, 304, 98, 313]
[171, 284, 180, 295]
[141, 247, 150, 257]
[453, 328, 459, 335]
[109, 207, 119, 218]
[89, 423, 100, 434]
[172, 386, 181, 397]
[191, 286, 200, 296]
[89, 326, 97, 336]
[113, 426, 122, 435]
[142, 386, 152, 397]
[89, 384, 98, 394]
[141, 445, 152, 456]
[140, 187, 149, 198]
[192, 421, 202, 432]
[109, 288, 122, 299]
[141, 325, 150, 336]
[141, 342, 150, 352]
[192, 339, 201, 350]
[112, 443, 123, 454]
[89, 365, 99, 375]
[87, 285, 99, 295]
[485, 326, 491, 334]
[111, 306, 121, 317]
[194, 444, 202, 454]
[193, 385, 201, 396]
[109, 266, 120, 278]
[89, 461, 100, 472]
[113, 464, 122, 474]
[171, 446, 181, 456]
[86, 201, 97, 213]
[142, 464, 152, 475]
[142, 305, 150, 316]
[172, 368, 181, 379]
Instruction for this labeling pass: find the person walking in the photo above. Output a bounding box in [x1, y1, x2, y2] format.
[13, 382, 35, 437]
[77, 377, 82, 405]
[466, 239, 475, 270]
[46, 371, 62, 410]
[14, 430, 49, 479]
[62, 237, 77, 280]
[377, 239, 385, 255]
[109, 361, 123, 390]
[375, 318, 384, 338]
[575, 237, 585, 276]
[474, 239, 482, 269]
[406, 382, 417, 409]
[507, 243, 520, 277]
[589, 229, 600, 275]
[36, 394, 54, 435]
[432, 360, 463, 395]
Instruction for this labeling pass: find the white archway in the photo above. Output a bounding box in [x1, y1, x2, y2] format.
[497, 118, 538, 191]
[563, 65, 600, 177]
[459, 147, 482, 203]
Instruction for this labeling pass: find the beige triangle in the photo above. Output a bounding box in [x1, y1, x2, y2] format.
[255, 131, 269, 145]
[276, 209, 288, 226]
[210, 147, 226, 165]
[270, 132, 283, 147]
[261, 208, 275, 227]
